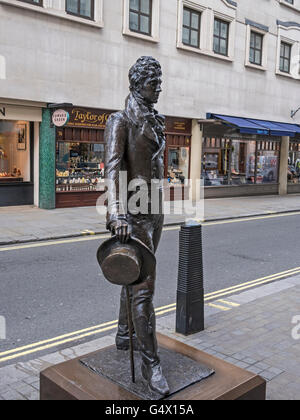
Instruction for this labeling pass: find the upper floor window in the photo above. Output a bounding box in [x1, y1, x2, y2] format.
[213, 18, 229, 56]
[129, 0, 152, 36]
[285, 0, 294, 4]
[280, 42, 292, 73]
[66, 0, 94, 20]
[18, 0, 43, 5]
[249, 31, 263, 66]
[182, 7, 201, 49]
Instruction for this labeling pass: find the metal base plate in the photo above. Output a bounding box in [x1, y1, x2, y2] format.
[80, 346, 214, 400]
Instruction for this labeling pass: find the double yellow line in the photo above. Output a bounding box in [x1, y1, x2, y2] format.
[0, 303, 177, 364]
[0, 265, 299, 364]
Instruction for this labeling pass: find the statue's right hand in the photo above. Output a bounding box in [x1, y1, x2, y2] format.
[110, 219, 131, 244]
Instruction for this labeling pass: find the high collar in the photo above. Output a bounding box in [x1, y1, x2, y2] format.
[125, 93, 165, 133]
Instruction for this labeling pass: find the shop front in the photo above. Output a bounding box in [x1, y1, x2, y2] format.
[202, 137, 281, 197]
[55, 107, 113, 208]
[0, 103, 41, 206]
[201, 114, 300, 198]
[54, 109, 192, 208]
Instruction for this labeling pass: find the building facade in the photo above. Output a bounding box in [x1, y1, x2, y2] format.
[0, 0, 300, 208]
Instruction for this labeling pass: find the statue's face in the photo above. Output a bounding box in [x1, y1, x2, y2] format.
[138, 75, 162, 104]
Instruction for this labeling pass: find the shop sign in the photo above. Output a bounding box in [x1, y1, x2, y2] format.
[66, 108, 112, 129]
[165, 117, 192, 135]
[52, 109, 70, 127]
[0, 107, 5, 117]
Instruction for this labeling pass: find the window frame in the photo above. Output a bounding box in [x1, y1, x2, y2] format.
[213, 18, 229, 56]
[182, 6, 201, 49]
[279, 41, 292, 74]
[249, 31, 264, 66]
[129, 0, 153, 36]
[65, 0, 95, 21]
[123, 0, 160, 43]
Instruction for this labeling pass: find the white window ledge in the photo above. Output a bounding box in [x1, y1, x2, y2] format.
[122, 30, 159, 44]
[177, 44, 233, 62]
[275, 70, 298, 80]
[245, 63, 267, 72]
[0, 0, 104, 29]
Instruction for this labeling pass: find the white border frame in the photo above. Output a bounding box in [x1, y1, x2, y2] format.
[245, 25, 268, 71]
[275, 35, 300, 80]
[0, 0, 104, 28]
[210, 10, 235, 61]
[123, 0, 160, 43]
[176, 0, 206, 53]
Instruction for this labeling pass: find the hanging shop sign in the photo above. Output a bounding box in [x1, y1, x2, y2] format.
[65, 107, 113, 129]
[52, 109, 70, 127]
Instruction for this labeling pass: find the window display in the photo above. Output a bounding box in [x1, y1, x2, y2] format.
[288, 144, 300, 184]
[56, 142, 105, 192]
[202, 138, 280, 186]
[0, 121, 30, 183]
[256, 150, 279, 184]
[167, 147, 190, 185]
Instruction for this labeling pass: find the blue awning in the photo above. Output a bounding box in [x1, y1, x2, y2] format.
[207, 113, 300, 137]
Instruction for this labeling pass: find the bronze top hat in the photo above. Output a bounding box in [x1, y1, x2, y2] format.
[97, 236, 156, 286]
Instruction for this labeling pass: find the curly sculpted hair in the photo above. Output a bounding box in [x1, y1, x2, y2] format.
[128, 56, 162, 92]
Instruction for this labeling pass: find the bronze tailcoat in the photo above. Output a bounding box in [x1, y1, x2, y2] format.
[104, 93, 165, 366]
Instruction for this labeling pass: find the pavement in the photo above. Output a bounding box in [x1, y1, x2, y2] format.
[1, 194, 300, 245]
[0, 275, 299, 400]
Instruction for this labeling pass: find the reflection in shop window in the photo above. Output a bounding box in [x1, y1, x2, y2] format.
[288, 143, 300, 184]
[56, 142, 105, 192]
[167, 147, 190, 185]
[0, 121, 31, 183]
[202, 138, 279, 186]
[256, 142, 279, 184]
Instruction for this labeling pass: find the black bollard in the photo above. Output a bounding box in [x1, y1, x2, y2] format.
[176, 221, 204, 336]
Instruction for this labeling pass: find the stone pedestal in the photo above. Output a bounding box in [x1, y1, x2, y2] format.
[40, 333, 266, 401]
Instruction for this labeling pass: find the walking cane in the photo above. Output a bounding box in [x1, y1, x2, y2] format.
[125, 286, 135, 383]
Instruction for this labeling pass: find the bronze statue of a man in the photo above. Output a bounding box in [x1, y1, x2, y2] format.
[104, 56, 169, 396]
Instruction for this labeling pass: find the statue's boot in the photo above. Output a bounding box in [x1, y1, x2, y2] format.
[131, 282, 170, 397]
[141, 361, 170, 396]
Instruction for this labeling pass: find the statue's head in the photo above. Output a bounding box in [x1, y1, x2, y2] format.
[129, 56, 162, 104]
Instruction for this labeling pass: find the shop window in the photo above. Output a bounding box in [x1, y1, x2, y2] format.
[256, 142, 280, 184]
[129, 0, 152, 36]
[66, 0, 94, 20]
[18, 0, 43, 5]
[0, 121, 31, 183]
[288, 143, 300, 184]
[202, 138, 280, 186]
[56, 142, 105, 192]
[167, 147, 190, 185]
[213, 18, 229, 56]
[182, 7, 201, 49]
